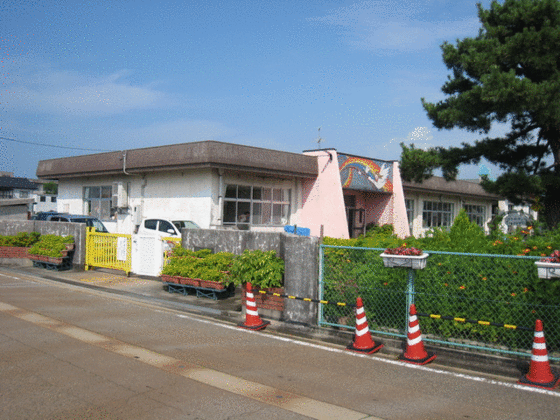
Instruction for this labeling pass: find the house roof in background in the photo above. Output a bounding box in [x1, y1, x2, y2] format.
[0, 176, 39, 190]
[36, 140, 318, 179]
[402, 177, 501, 201]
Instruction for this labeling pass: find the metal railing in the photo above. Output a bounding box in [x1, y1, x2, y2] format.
[85, 228, 132, 275]
[319, 244, 560, 361]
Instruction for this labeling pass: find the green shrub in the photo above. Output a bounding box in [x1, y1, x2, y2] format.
[28, 235, 74, 258]
[162, 247, 235, 284]
[229, 249, 285, 288]
[0, 232, 41, 247]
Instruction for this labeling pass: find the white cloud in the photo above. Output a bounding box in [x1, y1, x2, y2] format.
[5, 64, 169, 116]
[309, 1, 479, 53]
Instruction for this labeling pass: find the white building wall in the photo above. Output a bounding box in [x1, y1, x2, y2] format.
[55, 168, 304, 235]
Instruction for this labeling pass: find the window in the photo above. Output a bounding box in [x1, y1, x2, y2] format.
[83, 186, 113, 220]
[405, 199, 414, 231]
[422, 201, 454, 228]
[19, 191, 29, 198]
[40, 196, 46, 202]
[464, 204, 486, 227]
[51, 196, 57, 203]
[223, 184, 291, 228]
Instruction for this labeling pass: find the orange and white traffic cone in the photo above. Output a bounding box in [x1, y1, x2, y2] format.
[518, 319, 560, 389]
[399, 304, 436, 365]
[239, 282, 270, 331]
[346, 297, 384, 354]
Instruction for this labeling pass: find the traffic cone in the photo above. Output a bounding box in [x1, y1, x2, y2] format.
[518, 319, 560, 389]
[239, 282, 270, 331]
[399, 304, 436, 365]
[346, 297, 384, 354]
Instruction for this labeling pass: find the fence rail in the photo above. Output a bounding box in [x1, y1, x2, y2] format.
[319, 245, 560, 362]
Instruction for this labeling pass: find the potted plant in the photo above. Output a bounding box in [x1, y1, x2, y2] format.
[380, 246, 428, 269]
[27, 235, 74, 268]
[535, 250, 560, 279]
[161, 247, 234, 290]
[230, 249, 285, 311]
[0, 232, 41, 259]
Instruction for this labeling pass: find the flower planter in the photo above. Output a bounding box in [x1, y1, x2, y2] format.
[0, 246, 31, 259]
[380, 253, 429, 269]
[161, 275, 227, 290]
[535, 261, 560, 279]
[242, 285, 285, 311]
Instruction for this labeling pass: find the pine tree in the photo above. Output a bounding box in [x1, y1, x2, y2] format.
[401, 0, 560, 227]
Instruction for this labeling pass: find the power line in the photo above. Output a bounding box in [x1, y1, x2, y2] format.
[0, 136, 114, 152]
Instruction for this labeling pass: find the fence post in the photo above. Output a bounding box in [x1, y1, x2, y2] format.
[318, 244, 325, 326]
[405, 267, 416, 333]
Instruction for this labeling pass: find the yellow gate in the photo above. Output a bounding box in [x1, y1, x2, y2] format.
[85, 227, 132, 275]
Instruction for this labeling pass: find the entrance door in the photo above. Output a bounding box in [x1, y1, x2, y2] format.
[344, 195, 365, 238]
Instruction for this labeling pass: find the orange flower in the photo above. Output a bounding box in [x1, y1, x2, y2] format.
[524, 288, 529, 293]
[511, 293, 516, 297]
[447, 271, 451, 274]
[482, 277, 487, 281]
[523, 248, 530, 253]
[383, 282, 388, 286]
[541, 253, 547, 257]
[513, 237, 519, 240]
[533, 246, 538, 250]
[444, 283, 448, 287]
[459, 285, 466, 290]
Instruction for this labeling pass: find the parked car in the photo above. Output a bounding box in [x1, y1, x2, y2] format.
[136, 218, 199, 239]
[46, 214, 109, 233]
[31, 211, 60, 221]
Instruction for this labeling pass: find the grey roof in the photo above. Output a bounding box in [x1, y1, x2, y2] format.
[402, 177, 501, 201]
[36, 140, 318, 179]
[0, 176, 39, 190]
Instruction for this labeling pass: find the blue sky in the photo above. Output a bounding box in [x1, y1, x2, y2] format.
[1, 0, 497, 179]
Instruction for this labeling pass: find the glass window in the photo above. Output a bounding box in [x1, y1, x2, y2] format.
[84, 186, 113, 220]
[51, 197, 57, 203]
[40, 196, 46, 202]
[422, 201, 454, 228]
[405, 199, 414, 231]
[464, 204, 486, 227]
[144, 220, 157, 230]
[158, 220, 175, 233]
[223, 184, 291, 228]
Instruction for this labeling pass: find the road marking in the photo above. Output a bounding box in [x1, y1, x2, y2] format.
[0, 301, 379, 420]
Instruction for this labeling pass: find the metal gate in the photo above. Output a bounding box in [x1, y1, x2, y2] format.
[85, 228, 132, 275]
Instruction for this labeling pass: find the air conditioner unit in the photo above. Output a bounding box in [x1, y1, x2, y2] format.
[112, 182, 128, 208]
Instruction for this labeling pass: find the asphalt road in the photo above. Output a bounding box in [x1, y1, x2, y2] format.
[1, 270, 559, 420]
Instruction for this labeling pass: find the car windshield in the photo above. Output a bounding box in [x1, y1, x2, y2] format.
[173, 220, 200, 229]
[72, 218, 109, 233]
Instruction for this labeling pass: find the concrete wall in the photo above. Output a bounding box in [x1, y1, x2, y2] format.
[0, 220, 87, 268]
[182, 229, 320, 325]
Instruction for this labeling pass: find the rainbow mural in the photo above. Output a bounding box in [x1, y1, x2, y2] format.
[338, 154, 393, 193]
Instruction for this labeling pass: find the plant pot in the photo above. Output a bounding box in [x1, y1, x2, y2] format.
[535, 261, 560, 279]
[199, 279, 227, 290]
[380, 253, 429, 269]
[65, 243, 75, 251]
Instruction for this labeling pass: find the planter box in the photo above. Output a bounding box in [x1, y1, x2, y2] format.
[161, 275, 227, 290]
[0, 246, 31, 259]
[242, 285, 285, 311]
[535, 261, 560, 279]
[380, 253, 429, 269]
[27, 254, 65, 265]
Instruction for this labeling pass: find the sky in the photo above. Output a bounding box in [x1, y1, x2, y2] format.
[0, 0, 498, 180]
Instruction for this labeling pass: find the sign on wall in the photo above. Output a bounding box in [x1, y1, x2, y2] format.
[338, 154, 393, 193]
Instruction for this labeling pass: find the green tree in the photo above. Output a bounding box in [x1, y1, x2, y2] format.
[401, 0, 560, 228]
[43, 181, 58, 195]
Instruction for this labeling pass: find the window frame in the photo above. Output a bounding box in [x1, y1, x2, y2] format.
[83, 186, 114, 221]
[464, 204, 486, 227]
[223, 184, 291, 228]
[422, 201, 454, 228]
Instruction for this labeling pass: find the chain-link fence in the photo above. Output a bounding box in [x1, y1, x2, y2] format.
[319, 245, 560, 361]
